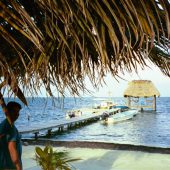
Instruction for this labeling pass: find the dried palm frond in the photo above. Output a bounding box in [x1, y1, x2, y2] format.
[0, 0, 169, 104]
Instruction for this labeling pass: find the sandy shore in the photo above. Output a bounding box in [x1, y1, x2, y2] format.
[22, 145, 170, 170]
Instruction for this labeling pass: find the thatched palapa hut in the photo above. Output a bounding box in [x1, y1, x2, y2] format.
[124, 80, 160, 111]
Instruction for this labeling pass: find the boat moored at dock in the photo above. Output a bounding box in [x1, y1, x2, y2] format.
[103, 109, 139, 123]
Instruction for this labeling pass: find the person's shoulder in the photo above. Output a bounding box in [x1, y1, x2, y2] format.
[0, 119, 7, 127]
[0, 119, 7, 133]
[0, 119, 12, 132]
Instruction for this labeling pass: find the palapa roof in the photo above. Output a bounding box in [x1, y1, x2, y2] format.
[124, 80, 160, 97]
[0, 1, 169, 105]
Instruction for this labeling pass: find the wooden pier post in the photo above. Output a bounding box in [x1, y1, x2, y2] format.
[58, 126, 63, 132]
[34, 132, 39, 140]
[47, 129, 52, 137]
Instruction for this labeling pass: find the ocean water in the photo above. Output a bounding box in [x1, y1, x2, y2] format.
[0, 97, 170, 148]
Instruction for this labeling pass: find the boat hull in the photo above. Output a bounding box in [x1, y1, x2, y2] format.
[104, 110, 138, 123]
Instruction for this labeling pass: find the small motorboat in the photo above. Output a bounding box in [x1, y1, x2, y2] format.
[103, 109, 139, 123]
[93, 100, 116, 110]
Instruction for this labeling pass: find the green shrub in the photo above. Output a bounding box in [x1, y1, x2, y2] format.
[35, 145, 81, 170]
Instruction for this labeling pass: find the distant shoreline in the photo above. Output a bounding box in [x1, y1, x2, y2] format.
[22, 139, 170, 154]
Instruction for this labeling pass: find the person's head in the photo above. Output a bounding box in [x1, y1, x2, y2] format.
[7, 101, 22, 122]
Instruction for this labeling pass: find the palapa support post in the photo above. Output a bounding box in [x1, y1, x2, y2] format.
[153, 95, 156, 111]
[127, 97, 131, 108]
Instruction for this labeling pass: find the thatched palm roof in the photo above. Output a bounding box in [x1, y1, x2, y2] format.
[124, 80, 160, 97]
[0, 0, 169, 104]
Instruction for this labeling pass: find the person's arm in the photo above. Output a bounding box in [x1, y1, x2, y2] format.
[8, 141, 22, 170]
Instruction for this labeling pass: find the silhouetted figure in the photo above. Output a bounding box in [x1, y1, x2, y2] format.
[0, 93, 22, 170]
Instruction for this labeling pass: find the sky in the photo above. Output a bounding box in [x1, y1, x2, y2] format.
[37, 59, 170, 98]
[81, 61, 170, 97]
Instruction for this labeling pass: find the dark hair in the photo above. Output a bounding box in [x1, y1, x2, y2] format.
[7, 101, 22, 114]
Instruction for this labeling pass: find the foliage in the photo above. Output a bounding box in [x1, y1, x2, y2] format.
[0, 0, 169, 103]
[35, 145, 81, 170]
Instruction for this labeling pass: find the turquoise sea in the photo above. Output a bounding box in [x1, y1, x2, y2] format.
[0, 97, 170, 148]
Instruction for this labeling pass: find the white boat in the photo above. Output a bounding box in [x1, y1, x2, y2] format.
[93, 100, 116, 110]
[75, 101, 117, 115]
[104, 109, 139, 123]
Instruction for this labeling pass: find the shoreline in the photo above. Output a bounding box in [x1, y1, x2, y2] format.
[22, 143, 170, 170]
[22, 139, 170, 154]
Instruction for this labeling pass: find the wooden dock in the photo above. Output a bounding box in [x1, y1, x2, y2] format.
[19, 108, 119, 139]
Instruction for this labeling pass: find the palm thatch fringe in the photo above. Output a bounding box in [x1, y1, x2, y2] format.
[0, 0, 169, 104]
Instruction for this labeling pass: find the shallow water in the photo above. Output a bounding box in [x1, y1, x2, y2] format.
[0, 97, 170, 147]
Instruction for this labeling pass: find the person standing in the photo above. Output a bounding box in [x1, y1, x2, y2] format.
[0, 93, 22, 170]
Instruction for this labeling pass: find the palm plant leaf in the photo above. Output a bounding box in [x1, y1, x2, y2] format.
[35, 146, 80, 170]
